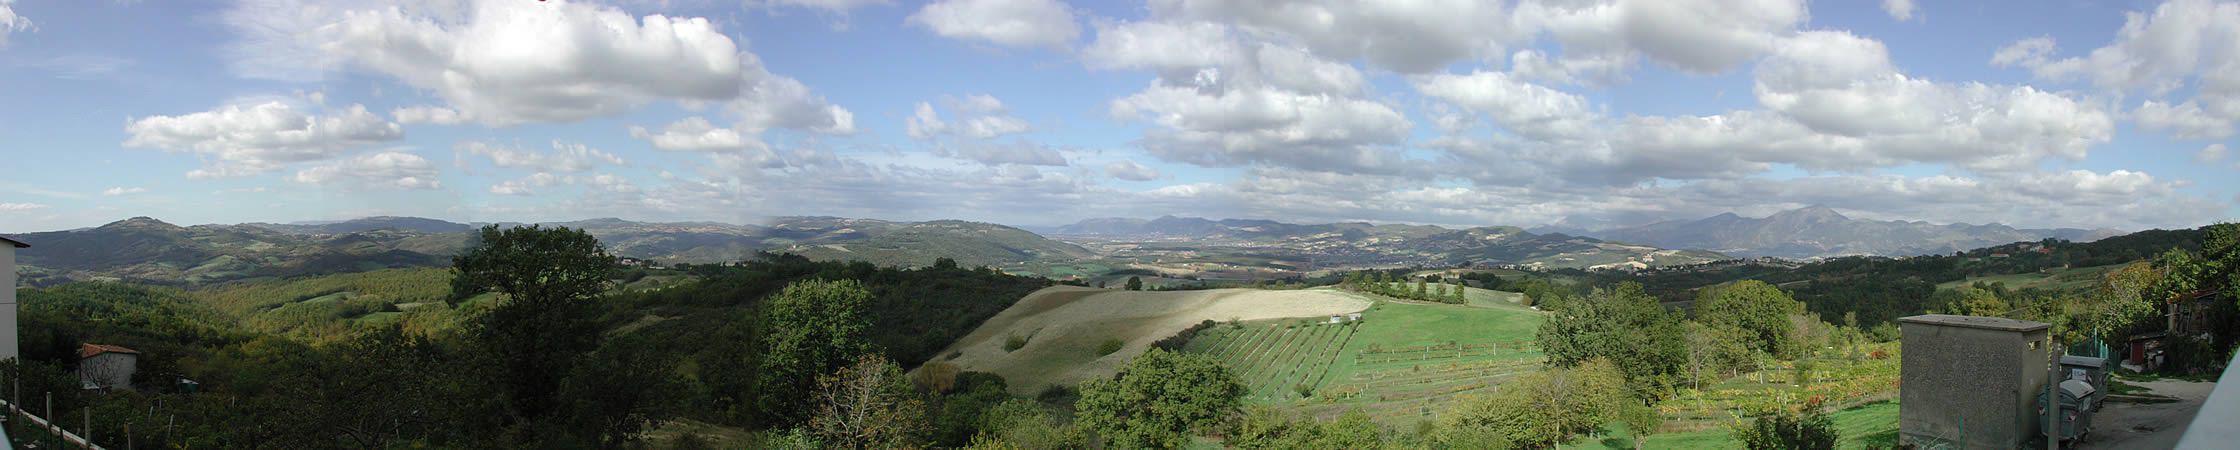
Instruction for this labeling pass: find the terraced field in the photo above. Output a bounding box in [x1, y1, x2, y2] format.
[1183, 291, 1548, 425]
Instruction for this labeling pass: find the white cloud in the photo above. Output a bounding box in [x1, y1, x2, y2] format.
[391, 106, 469, 125]
[935, 141, 1068, 166]
[458, 140, 626, 173]
[1105, 160, 1162, 181]
[0, 202, 49, 211]
[1882, 0, 1916, 21]
[1112, 76, 1413, 173]
[0, 0, 31, 46]
[1083, 20, 1241, 73]
[1413, 71, 1599, 140]
[102, 187, 147, 196]
[286, 151, 442, 190]
[1148, 0, 1526, 73]
[123, 100, 404, 178]
[2199, 143, 2230, 163]
[1990, 0, 2240, 140]
[630, 117, 757, 152]
[2135, 100, 2236, 139]
[907, 96, 1031, 140]
[909, 0, 1079, 50]
[749, 0, 891, 15]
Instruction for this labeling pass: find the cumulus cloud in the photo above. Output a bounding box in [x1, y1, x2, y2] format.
[935, 141, 1068, 166]
[392, 106, 469, 125]
[749, 0, 891, 15]
[0, 0, 33, 46]
[223, 0, 855, 130]
[287, 151, 443, 190]
[124, 100, 405, 178]
[1882, 0, 1916, 21]
[458, 140, 626, 173]
[2200, 143, 2230, 163]
[102, 187, 146, 196]
[908, 96, 1031, 140]
[630, 117, 757, 152]
[908, 0, 1079, 50]
[1105, 160, 1162, 181]
[1147, 0, 1527, 73]
[1990, 0, 2240, 140]
[1413, 71, 1599, 140]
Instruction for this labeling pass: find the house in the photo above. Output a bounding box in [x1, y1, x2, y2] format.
[1328, 314, 1343, 324]
[1347, 313, 1363, 322]
[1, 235, 24, 362]
[79, 343, 140, 391]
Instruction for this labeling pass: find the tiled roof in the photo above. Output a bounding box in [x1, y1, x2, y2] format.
[80, 343, 141, 359]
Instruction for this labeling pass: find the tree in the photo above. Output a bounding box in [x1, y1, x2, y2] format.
[1415, 278, 1429, 300]
[1929, 284, 2011, 318]
[449, 225, 617, 423]
[1441, 358, 1630, 448]
[1538, 282, 1688, 400]
[1076, 348, 1246, 449]
[1126, 276, 1145, 291]
[758, 279, 876, 425]
[1694, 280, 1805, 358]
[1732, 404, 1837, 450]
[1435, 282, 1448, 300]
[970, 399, 1089, 449]
[1452, 281, 1468, 304]
[1619, 402, 1663, 450]
[934, 257, 960, 271]
[810, 354, 928, 449]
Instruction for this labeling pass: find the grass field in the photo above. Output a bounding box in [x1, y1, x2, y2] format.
[1935, 263, 2128, 292]
[1183, 289, 1547, 425]
[1587, 400, 1899, 449]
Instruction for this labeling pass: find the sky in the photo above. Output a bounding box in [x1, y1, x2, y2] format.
[1, 0, 2237, 233]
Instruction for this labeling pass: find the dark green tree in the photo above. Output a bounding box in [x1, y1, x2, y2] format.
[1126, 276, 1145, 291]
[757, 279, 876, 425]
[1538, 282, 1688, 400]
[1732, 405, 1837, 450]
[449, 225, 617, 424]
[1077, 348, 1246, 449]
[1693, 280, 1807, 358]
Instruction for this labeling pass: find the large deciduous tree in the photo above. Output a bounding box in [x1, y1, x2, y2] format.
[449, 225, 617, 424]
[1693, 280, 1806, 358]
[809, 354, 928, 449]
[1441, 358, 1630, 448]
[758, 279, 876, 425]
[1538, 282, 1687, 399]
[1076, 348, 1245, 449]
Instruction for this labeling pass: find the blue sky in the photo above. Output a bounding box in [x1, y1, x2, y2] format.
[1, 0, 2235, 233]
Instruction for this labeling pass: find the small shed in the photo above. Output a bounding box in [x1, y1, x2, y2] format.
[79, 343, 141, 391]
[1, 235, 25, 363]
[1897, 315, 2052, 450]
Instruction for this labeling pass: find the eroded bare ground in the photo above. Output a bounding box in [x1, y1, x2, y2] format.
[2078, 379, 2216, 449]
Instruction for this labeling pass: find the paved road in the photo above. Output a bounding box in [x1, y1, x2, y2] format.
[2076, 379, 2215, 449]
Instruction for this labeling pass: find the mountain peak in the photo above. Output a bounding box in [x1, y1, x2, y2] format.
[102, 216, 182, 231]
[1772, 205, 1846, 221]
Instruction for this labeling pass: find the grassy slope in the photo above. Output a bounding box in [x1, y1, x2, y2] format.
[1932, 263, 2127, 292]
[1186, 288, 1547, 425]
[1593, 401, 1900, 449]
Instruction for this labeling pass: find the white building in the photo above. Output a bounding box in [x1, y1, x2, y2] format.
[1, 235, 24, 363]
[79, 343, 140, 391]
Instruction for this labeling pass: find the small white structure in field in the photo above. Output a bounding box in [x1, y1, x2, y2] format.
[1348, 313, 1363, 322]
[1, 235, 25, 363]
[80, 343, 141, 391]
[1329, 315, 1343, 324]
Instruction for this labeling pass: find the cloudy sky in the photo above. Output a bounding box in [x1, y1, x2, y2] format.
[1, 0, 2237, 233]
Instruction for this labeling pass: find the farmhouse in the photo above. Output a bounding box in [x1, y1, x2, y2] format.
[80, 343, 141, 391]
[1, 235, 24, 362]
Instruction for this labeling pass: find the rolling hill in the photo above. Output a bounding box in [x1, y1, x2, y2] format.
[7, 216, 1094, 285]
[1588, 205, 2125, 259]
[1048, 216, 1729, 269]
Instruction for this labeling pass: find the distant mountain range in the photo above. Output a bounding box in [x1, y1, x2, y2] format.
[1043, 216, 1731, 270]
[1581, 206, 2126, 259]
[7, 216, 1089, 286]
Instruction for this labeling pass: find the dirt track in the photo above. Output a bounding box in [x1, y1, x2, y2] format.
[924, 286, 1373, 395]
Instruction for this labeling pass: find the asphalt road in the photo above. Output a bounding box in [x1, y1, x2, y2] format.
[2075, 379, 2215, 449]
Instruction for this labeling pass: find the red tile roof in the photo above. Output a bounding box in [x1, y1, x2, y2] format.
[80, 343, 140, 359]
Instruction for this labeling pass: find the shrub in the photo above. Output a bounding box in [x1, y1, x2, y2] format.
[1293, 383, 1314, 398]
[1097, 339, 1126, 356]
[1004, 334, 1029, 352]
[1732, 405, 1838, 450]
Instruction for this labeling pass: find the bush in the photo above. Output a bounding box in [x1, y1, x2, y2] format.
[1004, 334, 1029, 352]
[1097, 339, 1126, 356]
[1732, 405, 1838, 450]
[1293, 383, 1314, 398]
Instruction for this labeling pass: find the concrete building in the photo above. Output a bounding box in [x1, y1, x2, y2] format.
[1, 235, 24, 363]
[1898, 314, 2053, 449]
[79, 343, 140, 390]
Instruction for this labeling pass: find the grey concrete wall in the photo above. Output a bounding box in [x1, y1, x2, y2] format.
[1900, 321, 2051, 449]
[1, 246, 14, 362]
